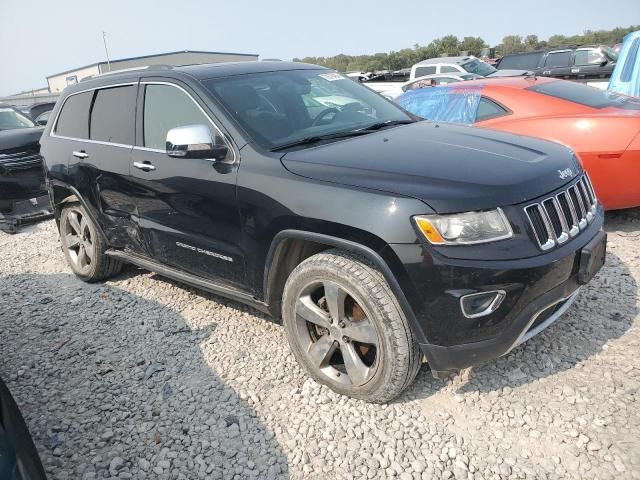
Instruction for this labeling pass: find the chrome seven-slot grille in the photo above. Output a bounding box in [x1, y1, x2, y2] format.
[525, 174, 598, 251]
[0, 150, 43, 173]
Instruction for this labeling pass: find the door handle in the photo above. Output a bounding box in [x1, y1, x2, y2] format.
[133, 161, 156, 172]
[72, 150, 88, 159]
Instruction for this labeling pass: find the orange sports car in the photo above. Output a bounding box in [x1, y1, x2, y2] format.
[397, 77, 640, 210]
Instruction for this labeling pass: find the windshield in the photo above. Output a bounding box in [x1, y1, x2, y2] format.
[0, 107, 36, 130]
[203, 69, 412, 149]
[461, 59, 497, 76]
[601, 45, 619, 62]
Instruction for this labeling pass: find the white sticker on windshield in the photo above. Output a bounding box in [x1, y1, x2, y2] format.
[319, 72, 344, 81]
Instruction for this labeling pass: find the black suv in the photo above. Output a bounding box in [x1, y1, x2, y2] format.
[40, 62, 606, 402]
[496, 45, 618, 80]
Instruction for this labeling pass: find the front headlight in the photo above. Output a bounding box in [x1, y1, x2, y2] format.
[414, 208, 513, 245]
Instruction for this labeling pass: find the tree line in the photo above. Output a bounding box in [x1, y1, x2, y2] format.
[293, 25, 638, 73]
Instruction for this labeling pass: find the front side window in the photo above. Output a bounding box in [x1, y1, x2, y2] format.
[55, 91, 93, 139]
[574, 49, 604, 66]
[90, 85, 136, 144]
[0, 107, 36, 131]
[544, 51, 572, 68]
[440, 66, 459, 73]
[204, 69, 412, 149]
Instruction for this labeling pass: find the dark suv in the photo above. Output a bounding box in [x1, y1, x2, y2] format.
[40, 62, 606, 403]
[496, 45, 618, 80]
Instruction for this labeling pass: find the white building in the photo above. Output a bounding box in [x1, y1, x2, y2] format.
[46, 50, 259, 93]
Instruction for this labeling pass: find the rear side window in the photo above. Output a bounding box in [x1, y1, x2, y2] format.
[414, 66, 437, 77]
[498, 52, 542, 70]
[143, 84, 212, 150]
[90, 85, 136, 144]
[55, 91, 93, 138]
[544, 51, 571, 68]
[476, 97, 509, 122]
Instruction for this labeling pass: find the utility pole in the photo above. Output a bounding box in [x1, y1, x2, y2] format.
[102, 31, 111, 72]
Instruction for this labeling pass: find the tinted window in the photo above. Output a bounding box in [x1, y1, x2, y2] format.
[205, 69, 411, 149]
[414, 66, 437, 77]
[574, 49, 604, 66]
[440, 66, 459, 73]
[143, 84, 212, 150]
[544, 51, 571, 68]
[476, 97, 509, 122]
[498, 52, 543, 70]
[461, 59, 496, 76]
[526, 80, 640, 110]
[55, 91, 93, 138]
[90, 86, 136, 144]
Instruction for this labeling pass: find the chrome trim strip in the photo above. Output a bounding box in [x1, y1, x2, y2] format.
[516, 289, 580, 346]
[460, 290, 506, 319]
[52, 135, 133, 149]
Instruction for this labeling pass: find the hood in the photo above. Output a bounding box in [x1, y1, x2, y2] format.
[281, 121, 581, 213]
[0, 127, 44, 153]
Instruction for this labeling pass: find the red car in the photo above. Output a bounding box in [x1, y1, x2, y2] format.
[399, 77, 640, 210]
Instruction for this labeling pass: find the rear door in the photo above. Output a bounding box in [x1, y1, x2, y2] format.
[541, 50, 573, 78]
[129, 79, 245, 287]
[52, 84, 139, 249]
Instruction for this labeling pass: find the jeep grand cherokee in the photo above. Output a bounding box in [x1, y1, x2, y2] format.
[40, 62, 606, 403]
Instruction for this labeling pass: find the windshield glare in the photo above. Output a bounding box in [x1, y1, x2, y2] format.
[0, 107, 36, 130]
[204, 69, 412, 149]
[461, 59, 497, 76]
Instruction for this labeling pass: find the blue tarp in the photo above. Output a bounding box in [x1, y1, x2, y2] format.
[396, 85, 483, 125]
[608, 30, 640, 97]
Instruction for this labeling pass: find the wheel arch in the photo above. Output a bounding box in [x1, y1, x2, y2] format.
[263, 229, 427, 345]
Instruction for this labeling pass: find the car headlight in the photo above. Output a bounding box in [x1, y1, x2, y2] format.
[414, 208, 513, 245]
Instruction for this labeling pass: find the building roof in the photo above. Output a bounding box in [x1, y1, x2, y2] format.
[46, 50, 260, 79]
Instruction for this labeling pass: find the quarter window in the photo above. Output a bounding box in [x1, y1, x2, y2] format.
[475, 97, 509, 122]
[90, 85, 136, 144]
[414, 66, 437, 77]
[55, 91, 93, 139]
[143, 84, 230, 160]
[544, 51, 572, 68]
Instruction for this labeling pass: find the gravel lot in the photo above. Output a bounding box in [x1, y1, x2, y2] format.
[1, 210, 639, 480]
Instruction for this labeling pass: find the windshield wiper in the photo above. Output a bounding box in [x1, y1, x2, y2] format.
[355, 119, 416, 132]
[271, 129, 373, 152]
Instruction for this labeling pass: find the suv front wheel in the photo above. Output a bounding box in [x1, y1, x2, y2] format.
[59, 203, 122, 282]
[282, 250, 422, 403]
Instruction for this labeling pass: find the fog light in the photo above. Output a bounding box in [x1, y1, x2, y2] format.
[460, 290, 506, 318]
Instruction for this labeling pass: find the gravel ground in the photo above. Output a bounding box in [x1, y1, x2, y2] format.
[1, 210, 639, 480]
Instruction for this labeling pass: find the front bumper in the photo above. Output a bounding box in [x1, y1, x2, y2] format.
[389, 210, 605, 375]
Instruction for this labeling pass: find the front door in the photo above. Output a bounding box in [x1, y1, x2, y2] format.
[129, 80, 245, 288]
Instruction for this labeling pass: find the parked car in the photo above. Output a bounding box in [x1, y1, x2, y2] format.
[41, 62, 606, 403]
[0, 103, 52, 233]
[396, 77, 640, 210]
[0, 376, 47, 479]
[496, 45, 618, 80]
[410, 56, 505, 80]
[608, 30, 640, 97]
[23, 102, 56, 126]
[402, 73, 483, 91]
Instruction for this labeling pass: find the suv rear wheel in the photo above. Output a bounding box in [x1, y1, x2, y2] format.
[59, 204, 122, 282]
[282, 249, 422, 403]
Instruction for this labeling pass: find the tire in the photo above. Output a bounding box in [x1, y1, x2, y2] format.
[59, 203, 122, 282]
[282, 249, 422, 403]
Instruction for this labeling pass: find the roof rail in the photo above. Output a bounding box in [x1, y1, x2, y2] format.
[82, 64, 173, 82]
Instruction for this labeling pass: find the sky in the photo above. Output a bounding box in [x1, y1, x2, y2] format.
[1, 0, 638, 96]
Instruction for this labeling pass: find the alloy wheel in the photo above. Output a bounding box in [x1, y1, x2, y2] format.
[294, 280, 380, 387]
[64, 208, 95, 274]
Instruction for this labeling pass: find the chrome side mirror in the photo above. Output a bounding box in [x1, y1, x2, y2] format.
[166, 124, 228, 161]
